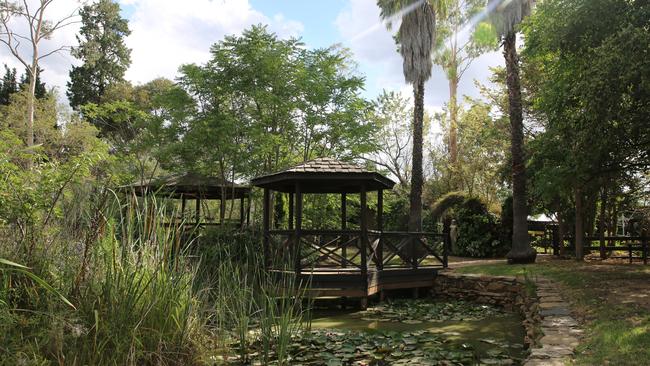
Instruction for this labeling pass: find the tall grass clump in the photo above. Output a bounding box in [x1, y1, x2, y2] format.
[0, 187, 209, 365]
[1, 185, 311, 365]
[68, 193, 205, 365]
[196, 228, 311, 365]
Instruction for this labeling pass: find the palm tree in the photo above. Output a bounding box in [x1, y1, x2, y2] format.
[488, 0, 536, 263]
[377, 0, 439, 231]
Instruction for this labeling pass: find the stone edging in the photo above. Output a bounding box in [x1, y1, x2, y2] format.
[432, 272, 582, 365]
[525, 278, 582, 366]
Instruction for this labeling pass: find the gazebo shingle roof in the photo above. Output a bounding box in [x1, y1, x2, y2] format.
[252, 157, 394, 193]
[125, 172, 251, 199]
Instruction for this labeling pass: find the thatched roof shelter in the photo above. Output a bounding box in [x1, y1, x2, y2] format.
[127, 172, 250, 199]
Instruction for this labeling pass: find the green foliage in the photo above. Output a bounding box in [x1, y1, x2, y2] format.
[430, 191, 468, 221]
[67, 0, 131, 109]
[153, 25, 375, 183]
[523, 0, 650, 242]
[0, 64, 18, 105]
[19, 66, 47, 99]
[454, 197, 505, 257]
[499, 196, 513, 250]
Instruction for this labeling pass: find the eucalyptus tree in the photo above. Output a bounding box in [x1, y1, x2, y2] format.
[433, 0, 496, 169]
[488, 0, 536, 263]
[367, 90, 414, 188]
[0, 0, 78, 150]
[377, 0, 442, 231]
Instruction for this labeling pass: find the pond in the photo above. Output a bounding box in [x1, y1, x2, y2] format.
[307, 300, 526, 365]
[222, 299, 527, 365]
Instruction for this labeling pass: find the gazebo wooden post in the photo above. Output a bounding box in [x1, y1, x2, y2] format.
[262, 189, 270, 269]
[288, 193, 294, 230]
[377, 189, 383, 270]
[341, 193, 347, 268]
[294, 183, 303, 277]
[195, 197, 201, 224]
[239, 196, 245, 228]
[220, 198, 226, 225]
[181, 196, 186, 221]
[360, 185, 368, 309]
[246, 195, 251, 227]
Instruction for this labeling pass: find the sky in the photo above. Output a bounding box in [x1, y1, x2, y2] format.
[0, 0, 504, 115]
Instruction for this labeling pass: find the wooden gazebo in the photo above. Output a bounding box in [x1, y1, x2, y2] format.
[252, 158, 448, 305]
[127, 172, 251, 227]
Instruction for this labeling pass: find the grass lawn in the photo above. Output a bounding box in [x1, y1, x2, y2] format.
[455, 259, 650, 366]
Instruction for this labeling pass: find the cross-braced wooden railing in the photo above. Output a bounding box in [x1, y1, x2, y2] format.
[267, 229, 449, 273]
[368, 231, 448, 270]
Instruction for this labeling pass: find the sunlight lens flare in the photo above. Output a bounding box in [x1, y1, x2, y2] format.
[348, 0, 426, 43]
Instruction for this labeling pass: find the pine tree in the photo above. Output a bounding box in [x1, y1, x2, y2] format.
[20, 67, 47, 99]
[67, 0, 131, 109]
[0, 65, 18, 106]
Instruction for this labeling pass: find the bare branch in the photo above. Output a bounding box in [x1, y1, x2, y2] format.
[37, 44, 70, 59]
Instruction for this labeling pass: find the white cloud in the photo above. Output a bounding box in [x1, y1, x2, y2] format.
[120, 0, 304, 84]
[334, 0, 504, 110]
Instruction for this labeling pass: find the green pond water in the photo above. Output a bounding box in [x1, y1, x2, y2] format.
[304, 301, 528, 364]
[222, 300, 527, 365]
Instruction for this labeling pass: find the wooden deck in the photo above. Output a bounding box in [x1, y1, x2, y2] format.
[267, 229, 448, 299]
[272, 267, 440, 297]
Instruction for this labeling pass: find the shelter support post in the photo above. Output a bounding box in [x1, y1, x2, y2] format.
[294, 183, 303, 276]
[376, 189, 383, 270]
[360, 185, 368, 307]
[239, 197, 245, 228]
[195, 198, 201, 224]
[288, 193, 294, 230]
[263, 189, 270, 268]
[341, 193, 347, 268]
[246, 196, 251, 227]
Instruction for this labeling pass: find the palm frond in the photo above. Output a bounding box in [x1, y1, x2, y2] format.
[398, 1, 436, 84]
[488, 0, 534, 38]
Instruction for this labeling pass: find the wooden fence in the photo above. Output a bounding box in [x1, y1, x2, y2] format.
[553, 235, 650, 263]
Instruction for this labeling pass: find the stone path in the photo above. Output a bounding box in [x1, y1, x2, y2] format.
[524, 278, 583, 366]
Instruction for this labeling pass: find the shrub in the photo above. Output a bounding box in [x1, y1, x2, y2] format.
[454, 197, 507, 258]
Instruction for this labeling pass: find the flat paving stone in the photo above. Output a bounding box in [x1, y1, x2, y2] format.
[539, 301, 570, 309]
[539, 334, 580, 348]
[524, 359, 567, 366]
[530, 345, 574, 358]
[538, 296, 563, 302]
[540, 307, 572, 317]
[541, 316, 579, 328]
[536, 290, 561, 297]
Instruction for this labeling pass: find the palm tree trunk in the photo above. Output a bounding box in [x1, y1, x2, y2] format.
[503, 31, 535, 264]
[408, 79, 425, 232]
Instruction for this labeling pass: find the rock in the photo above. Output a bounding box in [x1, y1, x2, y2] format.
[540, 307, 572, 317]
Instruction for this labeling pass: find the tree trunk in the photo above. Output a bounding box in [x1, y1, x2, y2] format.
[408, 79, 424, 232]
[503, 32, 535, 264]
[599, 184, 608, 259]
[449, 78, 458, 167]
[27, 65, 36, 148]
[557, 210, 567, 257]
[575, 186, 584, 260]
